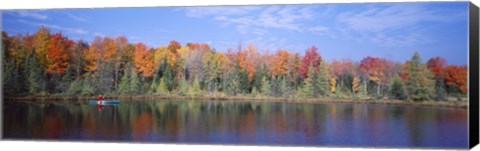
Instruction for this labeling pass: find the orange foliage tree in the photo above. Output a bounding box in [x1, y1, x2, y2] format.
[47, 33, 73, 75]
[134, 43, 155, 77]
[83, 36, 103, 72]
[272, 50, 290, 77]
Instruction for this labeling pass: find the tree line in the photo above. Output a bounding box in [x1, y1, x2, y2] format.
[1, 27, 468, 101]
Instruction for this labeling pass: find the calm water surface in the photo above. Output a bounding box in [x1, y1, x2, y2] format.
[3, 100, 468, 149]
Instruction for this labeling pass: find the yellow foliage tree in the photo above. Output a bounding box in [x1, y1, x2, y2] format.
[352, 76, 360, 94]
[330, 78, 337, 94]
[33, 26, 51, 68]
[153, 46, 177, 70]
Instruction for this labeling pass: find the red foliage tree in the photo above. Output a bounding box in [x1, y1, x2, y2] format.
[300, 46, 321, 78]
[444, 65, 467, 94]
[359, 56, 395, 95]
[427, 56, 448, 79]
[168, 40, 181, 53]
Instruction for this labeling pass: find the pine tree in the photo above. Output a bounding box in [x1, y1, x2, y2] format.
[25, 51, 42, 95]
[149, 75, 159, 94]
[280, 75, 290, 98]
[118, 70, 130, 94]
[162, 59, 176, 91]
[260, 76, 271, 97]
[271, 75, 280, 97]
[191, 76, 201, 97]
[67, 79, 82, 96]
[406, 52, 435, 101]
[58, 65, 73, 94]
[301, 63, 315, 98]
[435, 74, 447, 101]
[239, 69, 250, 94]
[81, 73, 95, 96]
[389, 75, 406, 100]
[3, 59, 17, 96]
[130, 68, 140, 95]
[177, 75, 188, 96]
[224, 68, 239, 96]
[156, 77, 168, 96]
[251, 86, 259, 98]
[316, 60, 330, 97]
[252, 63, 266, 91]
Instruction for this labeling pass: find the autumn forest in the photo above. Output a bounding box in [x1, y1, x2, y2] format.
[1, 27, 468, 101]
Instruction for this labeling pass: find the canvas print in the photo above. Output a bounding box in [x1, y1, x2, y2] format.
[1, 2, 472, 149]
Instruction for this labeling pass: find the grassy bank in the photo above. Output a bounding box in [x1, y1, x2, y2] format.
[3, 95, 468, 109]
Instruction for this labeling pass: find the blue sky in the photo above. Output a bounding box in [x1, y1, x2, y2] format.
[1, 2, 469, 65]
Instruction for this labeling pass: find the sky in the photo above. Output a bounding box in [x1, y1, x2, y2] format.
[1, 2, 469, 65]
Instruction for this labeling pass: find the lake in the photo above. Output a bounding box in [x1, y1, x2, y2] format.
[2, 100, 468, 149]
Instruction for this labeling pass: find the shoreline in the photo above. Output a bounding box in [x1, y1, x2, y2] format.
[3, 95, 468, 109]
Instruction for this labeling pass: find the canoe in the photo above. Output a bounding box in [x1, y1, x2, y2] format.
[88, 100, 120, 105]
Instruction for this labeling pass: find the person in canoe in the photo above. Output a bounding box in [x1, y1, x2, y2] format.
[97, 95, 105, 105]
[98, 94, 105, 101]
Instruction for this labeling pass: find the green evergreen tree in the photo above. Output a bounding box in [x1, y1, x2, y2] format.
[251, 86, 259, 98]
[271, 76, 280, 97]
[435, 74, 447, 101]
[25, 51, 42, 95]
[81, 73, 95, 96]
[130, 69, 140, 95]
[162, 59, 176, 91]
[406, 52, 435, 101]
[301, 63, 315, 98]
[149, 74, 159, 94]
[260, 76, 271, 97]
[2, 59, 18, 96]
[252, 63, 266, 91]
[67, 79, 82, 96]
[58, 65, 72, 94]
[316, 60, 330, 97]
[280, 75, 291, 98]
[156, 77, 168, 96]
[118, 70, 130, 94]
[177, 75, 188, 96]
[389, 75, 407, 100]
[239, 69, 250, 94]
[191, 76, 201, 97]
[224, 68, 240, 96]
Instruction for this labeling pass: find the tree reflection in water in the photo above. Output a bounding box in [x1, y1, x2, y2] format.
[3, 100, 468, 149]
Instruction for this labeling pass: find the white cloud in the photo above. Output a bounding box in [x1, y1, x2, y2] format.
[251, 28, 267, 36]
[94, 32, 105, 37]
[183, 4, 467, 48]
[63, 12, 89, 22]
[204, 5, 317, 35]
[183, 6, 259, 18]
[13, 10, 48, 20]
[336, 4, 467, 33]
[17, 19, 88, 35]
[330, 4, 467, 47]
[256, 6, 313, 31]
[308, 26, 329, 35]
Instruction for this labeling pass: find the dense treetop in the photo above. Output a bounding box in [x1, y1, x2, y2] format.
[1, 27, 468, 101]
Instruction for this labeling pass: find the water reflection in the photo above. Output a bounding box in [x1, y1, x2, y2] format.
[3, 100, 468, 148]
